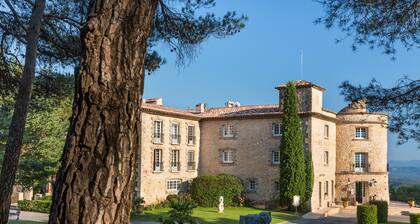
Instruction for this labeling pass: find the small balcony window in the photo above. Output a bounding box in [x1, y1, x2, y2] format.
[354, 152, 368, 172]
[171, 123, 180, 144]
[187, 151, 195, 170]
[171, 150, 180, 172]
[187, 125, 196, 145]
[153, 121, 163, 143]
[153, 149, 163, 172]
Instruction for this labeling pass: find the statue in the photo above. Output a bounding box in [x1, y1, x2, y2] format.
[218, 196, 224, 213]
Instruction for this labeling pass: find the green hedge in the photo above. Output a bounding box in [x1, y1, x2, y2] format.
[18, 199, 51, 213]
[190, 174, 244, 207]
[357, 204, 377, 224]
[370, 200, 388, 223]
[411, 213, 420, 224]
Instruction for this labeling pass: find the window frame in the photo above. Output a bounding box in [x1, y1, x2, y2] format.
[153, 120, 163, 143]
[222, 150, 234, 164]
[187, 151, 195, 170]
[167, 179, 182, 191]
[355, 127, 368, 139]
[354, 152, 368, 172]
[171, 150, 180, 172]
[324, 151, 329, 165]
[272, 151, 280, 164]
[153, 149, 162, 172]
[222, 124, 234, 137]
[324, 125, 329, 139]
[187, 125, 196, 145]
[171, 123, 180, 144]
[272, 123, 281, 136]
[248, 179, 256, 192]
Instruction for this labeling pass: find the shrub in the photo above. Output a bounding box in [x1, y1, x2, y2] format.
[410, 213, 420, 224]
[161, 196, 198, 224]
[370, 200, 388, 223]
[18, 199, 51, 213]
[190, 174, 244, 207]
[357, 204, 378, 224]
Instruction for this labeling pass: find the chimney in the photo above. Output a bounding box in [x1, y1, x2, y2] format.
[225, 101, 240, 108]
[195, 103, 206, 113]
[145, 98, 163, 106]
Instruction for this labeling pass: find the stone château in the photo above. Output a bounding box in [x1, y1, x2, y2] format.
[135, 80, 389, 211]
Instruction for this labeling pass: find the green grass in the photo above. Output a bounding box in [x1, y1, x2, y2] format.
[131, 207, 298, 224]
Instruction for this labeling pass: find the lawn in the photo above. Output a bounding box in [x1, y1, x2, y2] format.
[131, 207, 298, 224]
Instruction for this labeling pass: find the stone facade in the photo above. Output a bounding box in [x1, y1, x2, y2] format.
[136, 80, 389, 211]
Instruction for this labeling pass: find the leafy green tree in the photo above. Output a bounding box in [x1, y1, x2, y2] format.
[304, 151, 314, 207]
[279, 81, 307, 208]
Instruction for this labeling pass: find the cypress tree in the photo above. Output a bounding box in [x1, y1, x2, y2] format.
[304, 151, 314, 209]
[279, 81, 307, 208]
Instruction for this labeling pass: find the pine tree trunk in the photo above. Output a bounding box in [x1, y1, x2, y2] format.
[49, 0, 158, 223]
[0, 1, 45, 223]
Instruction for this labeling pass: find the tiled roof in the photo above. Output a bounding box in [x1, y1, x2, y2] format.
[276, 80, 325, 91]
[201, 104, 279, 118]
[141, 103, 280, 119]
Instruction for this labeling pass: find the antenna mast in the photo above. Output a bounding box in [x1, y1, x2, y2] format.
[300, 49, 304, 80]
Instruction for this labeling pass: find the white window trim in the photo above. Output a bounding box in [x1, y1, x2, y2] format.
[171, 150, 180, 172]
[187, 125, 195, 145]
[171, 123, 180, 144]
[222, 125, 234, 137]
[272, 123, 281, 136]
[222, 150, 234, 163]
[272, 151, 280, 164]
[355, 127, 368, 139]
[153, 120, 163, 144]
[153, 149, 162, 172]
[167, 179, 182, 191]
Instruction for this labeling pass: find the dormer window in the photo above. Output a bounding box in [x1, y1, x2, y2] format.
[355, 127, 368, 139]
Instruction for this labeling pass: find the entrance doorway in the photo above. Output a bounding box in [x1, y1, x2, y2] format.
[355, 182, 367, 203]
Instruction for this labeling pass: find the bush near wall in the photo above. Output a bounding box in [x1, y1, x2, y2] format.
[18, 199, 51, 213]
[357, 204, 378, 224]
[190, 174, 244, 207]
[410, 213, 420, 224]
[370, 200, 388, 223]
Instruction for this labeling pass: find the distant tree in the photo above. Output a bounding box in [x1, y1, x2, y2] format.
[279, 82, 307, 208]
[49, 0, 246, 223]
[317, 1, 419, 145]
[340, 78, 419, 145]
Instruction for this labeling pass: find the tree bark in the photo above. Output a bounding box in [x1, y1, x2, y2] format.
[0, 1, 46, 223]
[49, 0, 158, 223]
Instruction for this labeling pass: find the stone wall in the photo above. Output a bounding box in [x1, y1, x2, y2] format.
[199, 117, 282, 203]
[336, 112, 389, 204]
[138, 112, 200, 205]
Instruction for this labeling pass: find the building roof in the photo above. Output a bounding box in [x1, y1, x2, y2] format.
[201, 104, 280, 118]
[275, 80, 325, 91]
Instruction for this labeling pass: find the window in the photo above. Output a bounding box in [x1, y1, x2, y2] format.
[171, 150, 180, 171]
[187, 151, 195, 170]
[167, 179, 181, 191]
[187, 125, 195, 145]
[331, 180, 334, 200]
[153, 149, 162, 171]
[355, 127, 368, 139]
[153, 121, 163, 143]
[222, 150, 234, 163]
[272, 151, 280, 164]
[222, 125, 234, 137]
[323, 151, 329, 165]
[248, 179, 256, 192]
[274, 181, 279, 191]
[355, 153, 368, 172]
[272, 123, 281, 136]
[171, 123, 180, 144]
[324, 125, 329, 138]
[325, 181, 329, 195]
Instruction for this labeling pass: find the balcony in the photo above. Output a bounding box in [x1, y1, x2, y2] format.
[187, 162, 196, 170]
[170, 162, 181, 172]
[187, 136, 196, 145]
[153, 133, 164, 144]
[352, 163, 371, 173]
[171, 134, 181, 144]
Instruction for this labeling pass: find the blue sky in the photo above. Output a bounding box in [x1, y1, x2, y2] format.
[144, 1, 420, 161]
